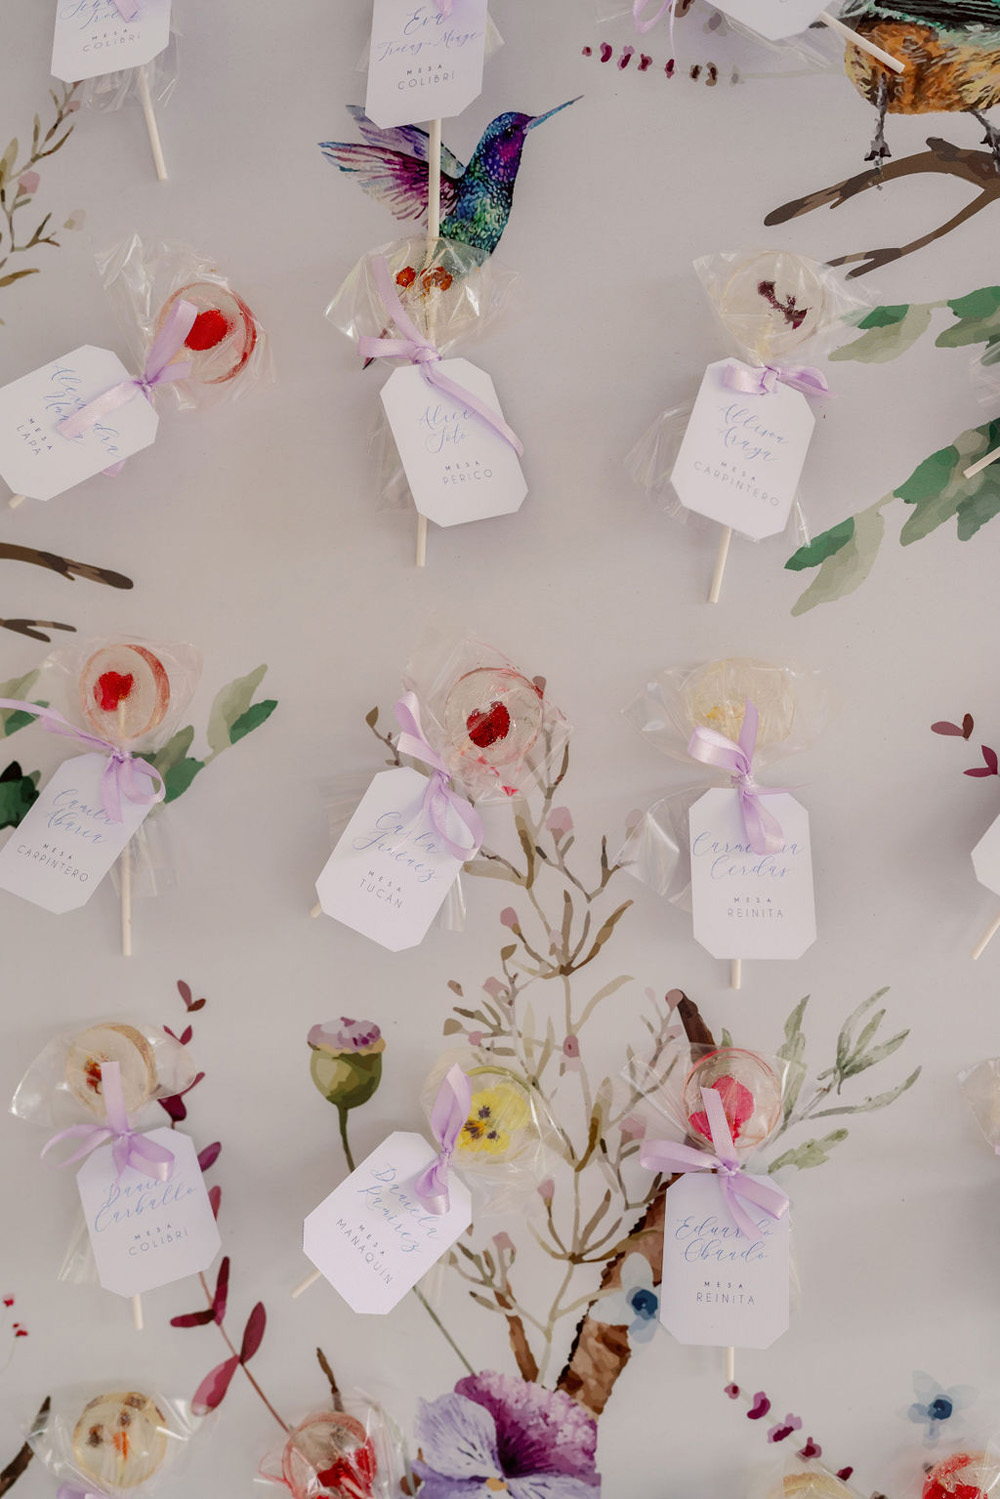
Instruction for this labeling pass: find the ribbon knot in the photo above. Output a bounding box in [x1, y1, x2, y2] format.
[687, 698, 785, 857]
[414, 1064, 472, 1215]
[358, 257, 523, 457]
[393, 692, 483, 862]
[0, 698, 164, 823]
[633, 0, 676, 43]
[723, 360, 832, 401]
[639, 1085, 788, 1241]
[55, 299, 197, 446]
[41, 1060, 174, 1183]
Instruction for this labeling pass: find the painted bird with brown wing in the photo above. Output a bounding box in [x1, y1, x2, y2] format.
[838, 0, 1000, 164]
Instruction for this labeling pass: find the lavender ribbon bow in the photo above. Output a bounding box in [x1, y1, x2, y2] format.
[0, 698, 164, 824]
[111, 0, 140, 18]
[41, 1060, 175, 1183]
[358, 257, 524, 457]
[723, 360, 831, 400]
[58, 1487, 106, 1499]
[633, 0, 676, 45]
[687, 698, 784, 857]
[56, 299, 197, 444]
[639, 1086, 788, 1242]
[433, 0, 454, 13]
[414, 1064, 472, 1215]
[394, 692, 484, 862]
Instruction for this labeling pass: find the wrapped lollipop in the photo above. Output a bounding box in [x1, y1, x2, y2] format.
[51, 0, 176, 181]
[313, 639, 568, 949]
[259, 1397, 406, 1499]
[923, 1451, 1000, 1499]
[627, 249, 868, 602]
[327, 235, 525, 567]
[26, 1385, 197, 1496]
[621, 658, 833, 988]
[767, 1459, 862, 1499]
[11, 1019, 218, 1331]
[0, 234, 268, 508]
[0, 635, 199, 952]
[960, 1058, 1000, 1155]
[625, 1041, 800, 1381]
[691, 2, 905, 71]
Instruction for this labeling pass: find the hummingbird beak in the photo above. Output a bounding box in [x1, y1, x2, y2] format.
[525, 97, 581, 131]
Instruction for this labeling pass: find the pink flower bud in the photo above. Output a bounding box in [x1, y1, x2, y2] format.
[17, 172, 39, 194]
[499, 907, 518, 929]
[546, 806, 573, 836]
[562, 1035, 580, 1059]
[537, 1177, 554, 1205]
[492, 1231, 515, 1254]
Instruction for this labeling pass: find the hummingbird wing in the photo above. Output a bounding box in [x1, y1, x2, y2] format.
[840, 0, 1000, 25]
[319, 107, 464, 223]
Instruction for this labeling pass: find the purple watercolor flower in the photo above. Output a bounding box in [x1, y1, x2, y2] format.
[414, 1371, 601, 1497]
[307, 1018, 382, 1053]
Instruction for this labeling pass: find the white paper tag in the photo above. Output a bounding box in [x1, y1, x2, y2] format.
[303, 1130, 472, 1314]
[316, 767, 469, 951]
[52, 0, 172, 83]
[670, 359, 814, 540]
[0, 346, 159, 503]
[365, 0, 488, 129]
[689, 788, 816, 960]
[380, 361, 527, 528]
[660, 1172, 789, 1348]
[715, 0, 824, 41]
[0, 754, 152, 914]
[76, 1128, 221, 1298]
[972, 811, 1000, 896]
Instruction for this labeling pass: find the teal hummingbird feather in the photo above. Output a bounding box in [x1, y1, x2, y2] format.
[320, 100, 578, 256]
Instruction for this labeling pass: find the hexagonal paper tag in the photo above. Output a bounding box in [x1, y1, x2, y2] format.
[660, 1173, 790, 1349]
[670, 359, 814, 540]
[972, 810, 1000, 896]
[380, 361, 527, 528]
[303, 1131, 471, 1314]
[52, 0, 172, 84]
[365, 0, 488, 129]
[689, 788, 816, 960]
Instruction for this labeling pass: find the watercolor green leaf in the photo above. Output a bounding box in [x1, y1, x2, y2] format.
[809, 1068, 920, 1118]
[0, 671, 43, 735]
[937, 287, 1000, 357]
[898, 419, 1000, 545]
[830, 303, 934, 364]
[229, 699, 277, 745]
[206, 666, 268, 755]
[784, 518, 855, 571]
[788, 500, 888, 615]
[0, 762, 40, 829]
[767, 1129, 848, 1174]
[776, 996, 808, 1123]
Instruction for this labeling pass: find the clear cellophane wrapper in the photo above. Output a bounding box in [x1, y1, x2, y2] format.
[618, 658, 834, 902]
[753, 1454, 864, 1499]
[627, 249, 871, 539]
[592, 2, 837, 70]
[355, 12, 504, 68]
[80, 33, 180, 113]
[422, 1047, 557, 1217]
[403, 629, 571, 806]
[96, 233, 272, 412]
[40, 635, 202, 900]
[326, 235, 521, 511]
[12, 1017, 199, 1286]
[25, 1385, 198, 1497]
[258, 1394, 408, 1499]
[959, 1058, 1000, 1151]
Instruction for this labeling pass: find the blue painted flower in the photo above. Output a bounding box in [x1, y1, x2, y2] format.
[589, 1253, 659, 1347]
[906, 1373, 976, 1444]
[414, 1371, 600, 1496]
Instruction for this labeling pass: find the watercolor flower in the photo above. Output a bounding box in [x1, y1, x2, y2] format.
[767, 1413, 802, 1443]
[547, 806, 573, 837]
[907, 1374, 976, 1444]
[413, 1370, 600, 1497]
[17, 171, 39, 195]
[459, 1083, 532, 1159]
[308, 1019, 385, 1113]
[590, 1253, 659, 1347]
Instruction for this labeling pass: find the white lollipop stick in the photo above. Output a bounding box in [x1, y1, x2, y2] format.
[819, 12, 905, 73]
[730, 958, 742, 991]
[292, 1266, 322, 1298]
[708, 526, 732, 605]
[131, 1293, 143, 1331]
[725, 1346, 735, 1384]
[8, 494, 25, 509]
[972, 909, 1000, 960]
[118, 703, 133, 958]
[964, 446, 1000, 481]
[310, 900, 322, 919]
[415, 116, 443, 571]
[136, 66, 167, 181]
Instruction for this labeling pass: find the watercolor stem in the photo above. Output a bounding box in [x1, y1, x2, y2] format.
[196, 1271, 289, 1433]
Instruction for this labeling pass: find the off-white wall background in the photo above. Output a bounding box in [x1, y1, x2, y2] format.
[1, 3, 999, 1496]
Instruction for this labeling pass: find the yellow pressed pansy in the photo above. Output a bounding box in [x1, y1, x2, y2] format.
[459, 1084, 532, 1159]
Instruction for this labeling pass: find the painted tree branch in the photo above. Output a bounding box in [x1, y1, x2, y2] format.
[0, 543, 134, 641]
[555, 993, 714, 1418]
[0, 1398, 49, 1496]
[765, 138, 1000, 278]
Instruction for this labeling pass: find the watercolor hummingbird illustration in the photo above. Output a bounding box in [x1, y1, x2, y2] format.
[320, 100, 579, 256]
[838, 0, 1000, 165]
